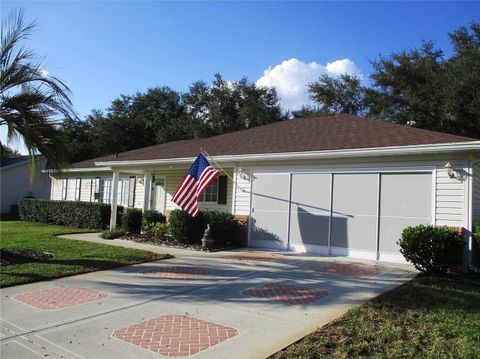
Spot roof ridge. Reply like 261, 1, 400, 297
68, 114, 479, 168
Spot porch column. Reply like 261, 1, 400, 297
143, 170, 152, 212
110, 171, 120, 229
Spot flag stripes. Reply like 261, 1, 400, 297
172, 154, 220, 217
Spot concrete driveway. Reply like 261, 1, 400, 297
1, 238, 415, 359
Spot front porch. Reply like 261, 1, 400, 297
107, 165, 236, 229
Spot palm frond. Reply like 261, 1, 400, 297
1, 9, 76, 179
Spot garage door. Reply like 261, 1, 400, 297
289, 173, 331, 251
378, 173, 432, 261
330, 174, 378, 257
250, 173, 290, 248
250, 171, 433, 262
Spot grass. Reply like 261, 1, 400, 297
0, 219, 170, 287
272, 275, 480, 359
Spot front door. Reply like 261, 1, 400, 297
151, 178, 166, 213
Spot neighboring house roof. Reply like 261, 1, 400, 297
69, 114, 478, 169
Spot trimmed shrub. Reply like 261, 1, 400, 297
143, 209, 166, 225
142, 210, 166, 233
100, 228, 126, 239
152, 223, 170, 239
398, 225, 464, 273
203, 210, 242, 247
122, 208, 143, 234
168, 209, 205, 243
168, 209, 242, 246
475, 222, 480, 244
18, 198, 123, 229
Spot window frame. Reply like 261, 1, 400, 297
61, 179, 68, 200
99, 178, 112, 204
198, 177, 219, 203
74, 178, 81, 201
128, 176, 136, 208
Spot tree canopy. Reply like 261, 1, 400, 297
63, 74, 286, 163
305, 23, 480, 139
307, 73, 367, 116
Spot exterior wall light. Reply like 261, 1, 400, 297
445, 162, 458, 179
238, 168, 250, 181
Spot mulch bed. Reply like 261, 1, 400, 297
1, 249, 54, 266
119, 234, 240, 252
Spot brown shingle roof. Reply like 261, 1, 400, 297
70, 114, 476, 168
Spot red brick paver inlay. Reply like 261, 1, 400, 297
314, 263, 383, 278
143, 266, 210, 279
13, 286, 108, 310
113, 315, 238, 356
242, 283, 329, 304
222, 252, 283, 263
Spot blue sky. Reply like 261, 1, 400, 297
1, 1, 479, 151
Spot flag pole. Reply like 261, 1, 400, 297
200, 147, 243, 189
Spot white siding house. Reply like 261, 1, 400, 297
1, 156, 51, 214
49, 115, 480, 265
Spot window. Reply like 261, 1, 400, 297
199, 177, 218, 203
99, 178, 112, 204
128, 177, 136, 208
98, 177, 136, 207
89, 179, 94, 202
118, 178, 131, 207
117, 177, 136, 207
74, 178, 81, 201
61, 179, 68, 200
93, 177, 101, 202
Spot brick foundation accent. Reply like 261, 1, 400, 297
113, 315, 238, 356
233, 214, 249, 226
435, 225, 464, 235
234, 215, 249, 246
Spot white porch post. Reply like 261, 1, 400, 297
143, 170, 152, 212
110, 171, 120, 229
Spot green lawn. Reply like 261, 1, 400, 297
272, 275, 480, 359
0, 219, 170, 287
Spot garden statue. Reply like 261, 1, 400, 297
201, 224, 215, 250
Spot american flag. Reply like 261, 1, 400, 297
172, 153, 220, 217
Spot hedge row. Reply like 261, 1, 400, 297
18, 198, 123, 229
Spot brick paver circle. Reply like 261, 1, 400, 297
222, 252, 283, 263
13, 286, 108, 310
143, 266, 210, 279
314, 263, 384, 278
113, 315, 238, 356
242, 283, 329, 305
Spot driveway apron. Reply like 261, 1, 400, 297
1, 245, 415, 359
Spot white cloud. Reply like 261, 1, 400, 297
39, 69, 49, 78
256, 58, 361, 111
325, 59, 360, 77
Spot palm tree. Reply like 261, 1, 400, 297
0, 9, 76, 175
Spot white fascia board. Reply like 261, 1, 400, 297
42, 167, 112, 174
94, 141, 480, 168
